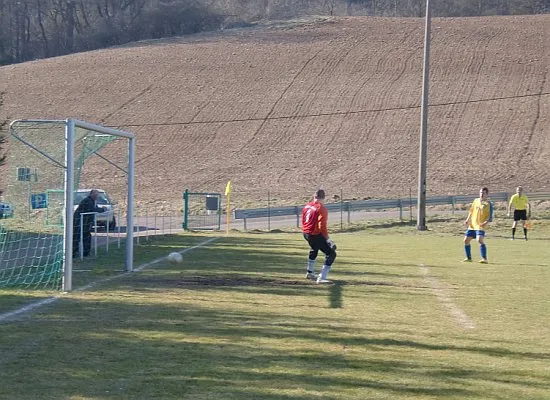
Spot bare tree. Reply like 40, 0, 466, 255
0, 0, 547, 65
324, 0, 337, 15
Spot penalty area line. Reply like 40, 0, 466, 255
0, 237, 220, 323
420, 264, 475, 330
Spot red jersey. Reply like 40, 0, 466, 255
302, 200, 328, 237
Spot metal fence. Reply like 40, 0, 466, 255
76, 191, 550, 255
234, 192, 550, 231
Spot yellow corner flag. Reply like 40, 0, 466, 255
225, 180, 232, 196
225, 180, 232, 235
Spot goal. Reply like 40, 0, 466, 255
0, 119, 135, 291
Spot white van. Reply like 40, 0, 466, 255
74, 189, 117, 230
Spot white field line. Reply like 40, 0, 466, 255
0, 237, 219, 323
420, 264, 475, 330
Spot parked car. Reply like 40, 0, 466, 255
0, 202, 14, 219
74, 189, 117, 230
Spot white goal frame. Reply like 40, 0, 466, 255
9, 119, 135, 292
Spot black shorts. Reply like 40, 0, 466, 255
513, 209, 527, 221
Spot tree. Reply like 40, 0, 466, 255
0, 0, 547, 65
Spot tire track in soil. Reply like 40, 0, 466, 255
335, 25, 422, 181
267, 28, 375, 154
267, 45, 352, 150
433, 27, 489, 168
273, 55, 353, 149
100, 62, 191, 125
520, 63, 547, 170
184, 100, 212, 124
362, 25, 423, 112
274, 31, 378, 184
237, 48, 324, 153
100, 82, 157, 125
485, 27, 546, 184
438, 25, 504, 173
467, 26, 513, 166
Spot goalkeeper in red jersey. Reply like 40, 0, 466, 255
301, 189, 337, 284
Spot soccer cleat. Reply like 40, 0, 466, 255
462, 258, 472, 262
306, 271, 318, 280
524, 237, 528, 241
316, 277, 331, 284
478, 258, 488, 264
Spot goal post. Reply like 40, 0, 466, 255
1, 119, 135, 292
64, 119, 136, 291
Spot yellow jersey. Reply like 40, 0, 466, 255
468, 198, 493, 231
509, 194, 529, 210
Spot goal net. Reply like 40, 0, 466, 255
0, 119, 135, 291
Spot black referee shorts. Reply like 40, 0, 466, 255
513, 209, 527, 221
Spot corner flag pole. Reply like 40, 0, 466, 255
225, 180, 231, 235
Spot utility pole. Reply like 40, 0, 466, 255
417, 0, 432, 231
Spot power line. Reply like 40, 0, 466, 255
108, 91, 549, 128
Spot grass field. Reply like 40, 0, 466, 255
0, 216, 549, 400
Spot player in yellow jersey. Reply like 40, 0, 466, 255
463, 187, 493, 263
507, 186, 530, 240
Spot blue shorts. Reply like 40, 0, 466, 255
465, 229, 485, 238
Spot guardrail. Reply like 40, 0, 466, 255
233, 192, 550, 230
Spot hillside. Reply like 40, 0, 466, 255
1, 15, 548, 209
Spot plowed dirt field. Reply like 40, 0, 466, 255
1, 15, 548, 209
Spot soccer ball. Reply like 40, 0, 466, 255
166, 252, 183, 264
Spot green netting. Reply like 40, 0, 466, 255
0, 223, 63, 289
0, 121, 118, 289
74, 126, 117, 188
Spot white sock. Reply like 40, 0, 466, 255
307, 259, 316, 273
320, 265, 331, 280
